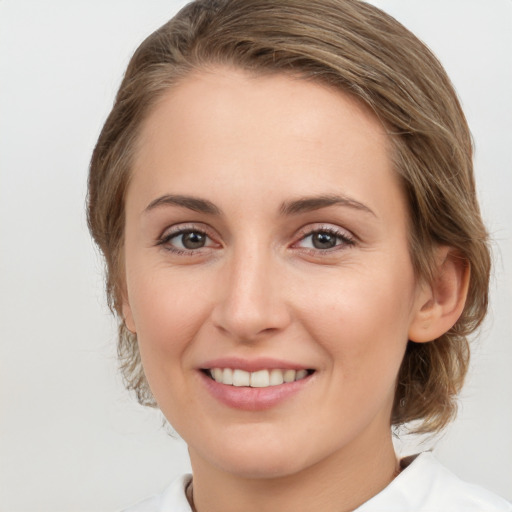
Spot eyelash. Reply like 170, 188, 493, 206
156, 225, 217, 255
293, 225, 356, 253
156, 224, 356, 255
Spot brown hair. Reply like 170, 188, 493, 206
88, 0, 491, 434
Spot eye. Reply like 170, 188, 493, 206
306, 231, 339, 250
295, 227, 355, 251
176, 230, 208, 249
157, 227, 218, 253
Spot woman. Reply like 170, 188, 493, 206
87, 0, 511, 510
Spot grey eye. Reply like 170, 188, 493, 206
296, 227, 355, 252
311, 232, 338, 249
180, 231, 207, 249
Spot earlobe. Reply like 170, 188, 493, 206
122, 301, 137, 333
408, 247, 470, 343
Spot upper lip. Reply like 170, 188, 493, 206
199, 357, 312, 372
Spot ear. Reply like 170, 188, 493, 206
408, 247, 470, 343
122, 299, 137, 334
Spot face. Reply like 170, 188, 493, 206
122, 68, 426, 478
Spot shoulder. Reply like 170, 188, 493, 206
411, 452, 512, 511
121, 474, 192, 512
357, 452, 512, 512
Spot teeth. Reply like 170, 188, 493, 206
296, 369, 308, 380
209, 368, 310, 387
269, 369, 284, 386
223, 368, 233, 385
251, 369, 270, 388
233, 369, 250, 387
283, 369, 296, 383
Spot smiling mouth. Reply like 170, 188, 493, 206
203, 368, 315, 388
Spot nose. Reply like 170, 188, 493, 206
211, 245, 292, 342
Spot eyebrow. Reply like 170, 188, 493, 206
279, 194, 376, 217
144, 193, 375, 217
144, 194, 222, 215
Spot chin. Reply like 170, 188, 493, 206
216, 449, 309, 480
190, 427, 315, 479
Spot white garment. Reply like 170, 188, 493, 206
122, 452, 511, 511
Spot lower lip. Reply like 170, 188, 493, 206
199, 371, 313, 411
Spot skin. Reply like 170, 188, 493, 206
122, 67, 467, 512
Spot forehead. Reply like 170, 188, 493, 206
135, 67, 389, 161
129, 67, 403, 219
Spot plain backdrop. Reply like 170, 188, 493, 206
1, 1, 511, 510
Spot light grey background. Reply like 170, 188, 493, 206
1, 1, 511, 510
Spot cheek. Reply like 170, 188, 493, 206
126, 269, 208, 371
300, 260, 415, 377
128, 276, 210, 416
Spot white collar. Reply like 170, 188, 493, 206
124, 452, 511, 511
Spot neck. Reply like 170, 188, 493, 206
188, 430, 399, 512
